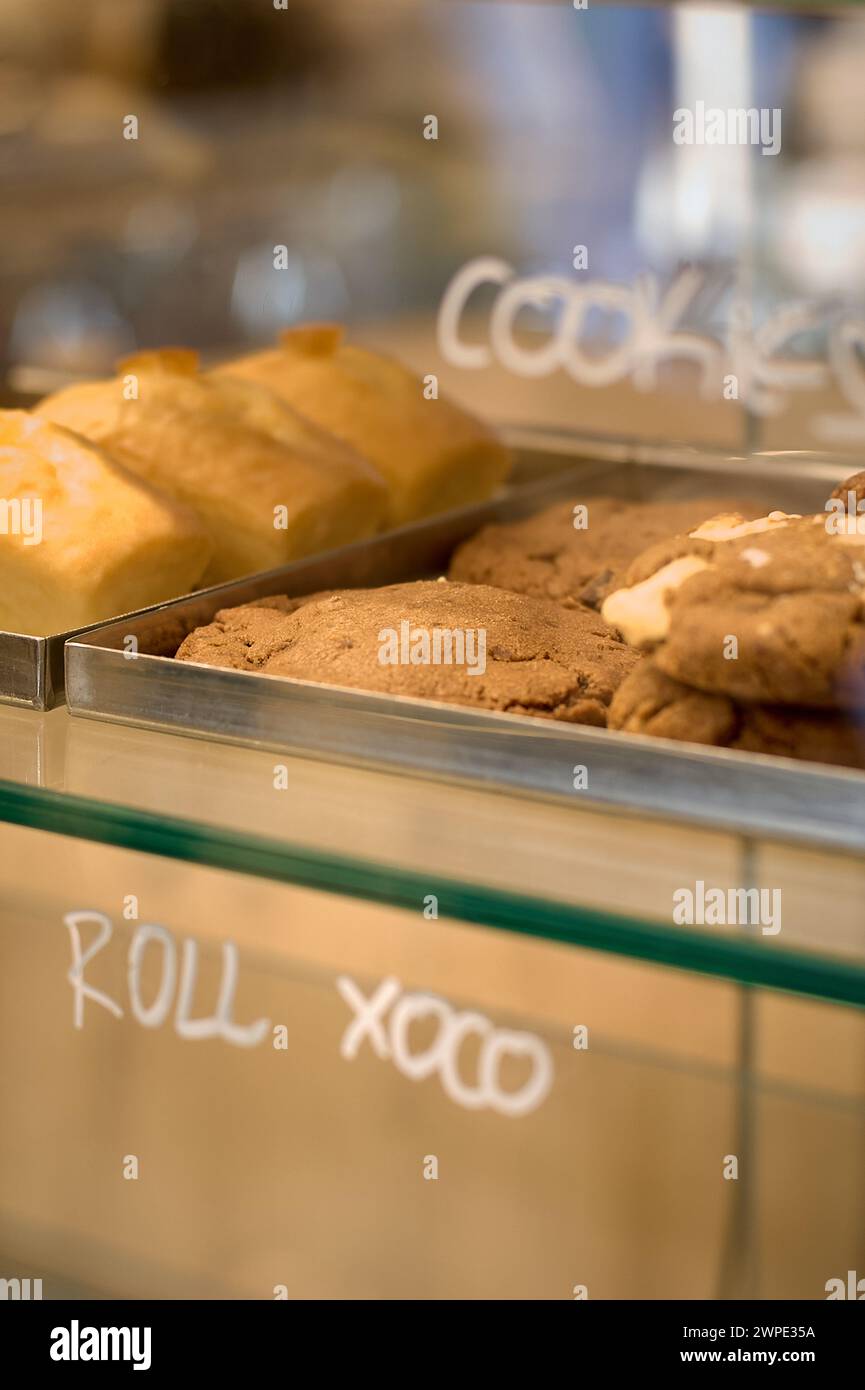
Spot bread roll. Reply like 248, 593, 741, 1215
37, 349, 389, 584
212, 325, 512, 527
0, 411, 211, 636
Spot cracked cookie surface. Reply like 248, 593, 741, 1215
609, 660, 865, 770
448, 495, 760, 609
602, 511, 865, 708
175, 579, 641, 725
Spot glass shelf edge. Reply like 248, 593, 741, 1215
1, 778, 863, 1009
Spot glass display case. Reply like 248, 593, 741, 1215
1, 0, 865, 1307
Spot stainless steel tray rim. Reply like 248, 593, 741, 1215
69, 637, 865, 783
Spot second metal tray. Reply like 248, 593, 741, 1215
66, 431, 865, 852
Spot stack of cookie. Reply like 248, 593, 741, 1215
600, 475, 865, 770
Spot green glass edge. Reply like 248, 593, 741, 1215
2, 777, 864, 1008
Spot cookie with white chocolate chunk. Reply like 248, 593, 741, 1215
601, 504, 865, 708
828, 470, 865, 507
448, 495, 762, 609
609, 660, 865, 770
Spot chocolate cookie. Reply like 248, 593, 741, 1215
448, 495, 760, 609
602, 511, 865, 708
609, 660, 865, 770
176, 579, 641, 725
829, 471, 865, 506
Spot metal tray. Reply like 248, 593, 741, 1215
0, 627, 72, 710
0, 424, 675, 711
65, 430, 865, 852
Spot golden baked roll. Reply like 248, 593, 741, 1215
0, 411, 211, 636
36, 349, 389, 585
212, 325, 512, 527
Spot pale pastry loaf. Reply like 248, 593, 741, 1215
0, 411, 211, 636
37, 349, 389, 585
212, 325, 512, 527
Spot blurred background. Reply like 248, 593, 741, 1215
0, 0, 863, 454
